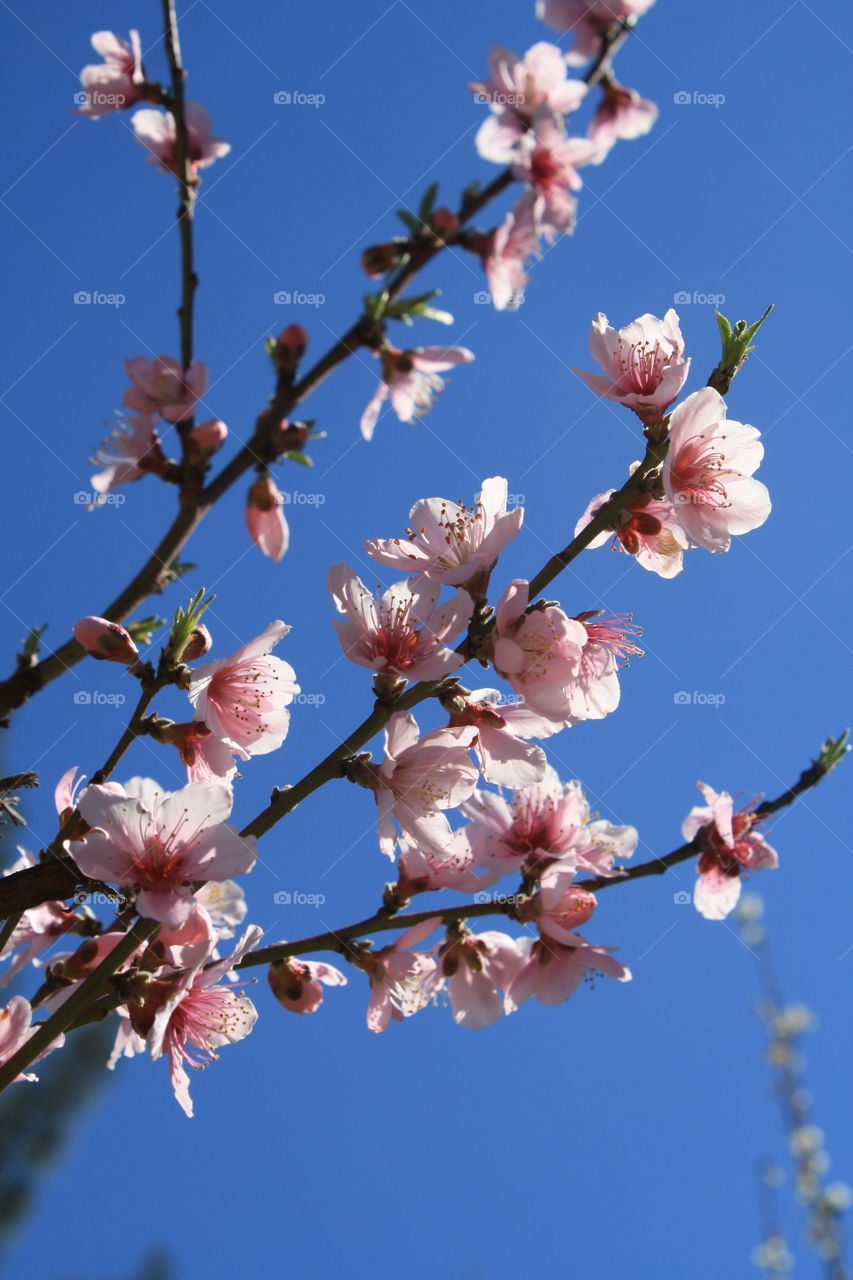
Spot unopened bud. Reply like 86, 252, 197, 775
187, 418, 227, 459
431, 207, 459, 238
361, 241, 407, 278
182, 624, 212, 662
73, 616, 139, 665
275, 324, 308, 374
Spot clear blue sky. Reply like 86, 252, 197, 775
1, 2, 850, 1278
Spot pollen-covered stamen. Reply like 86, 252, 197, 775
506, 792, 560, 855
699, 802, 763, 876
580, 613, 644, 666
614, 336, 672, 395
387, 972, 431, 1017
169, 985, 252, 1067
125, 805, 213, 891
530, 143, 564, 189
669, 434, 732, 508
370, 595, 421, 670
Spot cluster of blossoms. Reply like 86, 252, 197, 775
0, 4, 789, 1118
574, 308, 771, 574
79, 30, 295, 564
467, 8, 657, 311
3, 290, 779, 1114
77, 30, 230, 173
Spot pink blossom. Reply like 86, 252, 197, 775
153, 721, 237, 785
479, 206, 540, 310
131, 101, 231, 175
188, 621, 299, 759
662, 387, 771, 552
397, 833, 497, 897
364, 476, 523, 588
446, 688, 547, 788
505, 933, 631, 1008
682, 783, 778, 920
268, 958, 347, 1014
530, 869, 598, 944
72, 616, 139, 665
91, 412, 167, 495
188, 418, 227, 460
124, 355, 208, 423
360, 345, 475, 441
471, 43, 588, 164
195, 880, 247, 940
328, 564, 472, 683
537, 0, 656, 65
375, 714, 479, 861
54, 766, 89, 833
75, 777, 257, 928
0, 996, 64, 1082
512, 110, 598, 237
576, 486, 687, 578
145, 926, 262, 1116
588, 82, 658, 162
491, 579, 586, 719
425, 930, 527, 1029
246, 474, 290, 562
77, 30, 148, 118
459, 767, 636, 878
363, 917, 440, 1033
562, 612, 644, 722
574, 309, 689, 416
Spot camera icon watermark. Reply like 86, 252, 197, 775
73, 290, 126, 308
273, 90, 326, 107
273, 290, 326, 307
73, 690, 127, 707
673, 90, 726, 108
673, 890, 693, 905
673, 290, 725, 306
273, 890, 327, 906
673, 690, 726, 708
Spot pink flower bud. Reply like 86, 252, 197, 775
188, 418, 227, 458
361, 242, 406, 278
246, 475, 289, 561
274, 324, 308, 374
182, 624, 213, 662
431, 207, 459, 237
73, 616, 139, 664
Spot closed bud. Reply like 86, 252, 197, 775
246, 474, 289, 561
361, 241, 406, 278
182, 624, 212, 662
187, 418, 227, 459
430, 207, 459, 238
73, 615, 139, 665
275, 324, 308, 374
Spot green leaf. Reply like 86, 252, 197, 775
396, 209, 422, 235
22, 624, 47, 661
817, 729, 850, 776
285, 451, 314, 467
127, 615, 166, 646
418, 182, 439, 220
